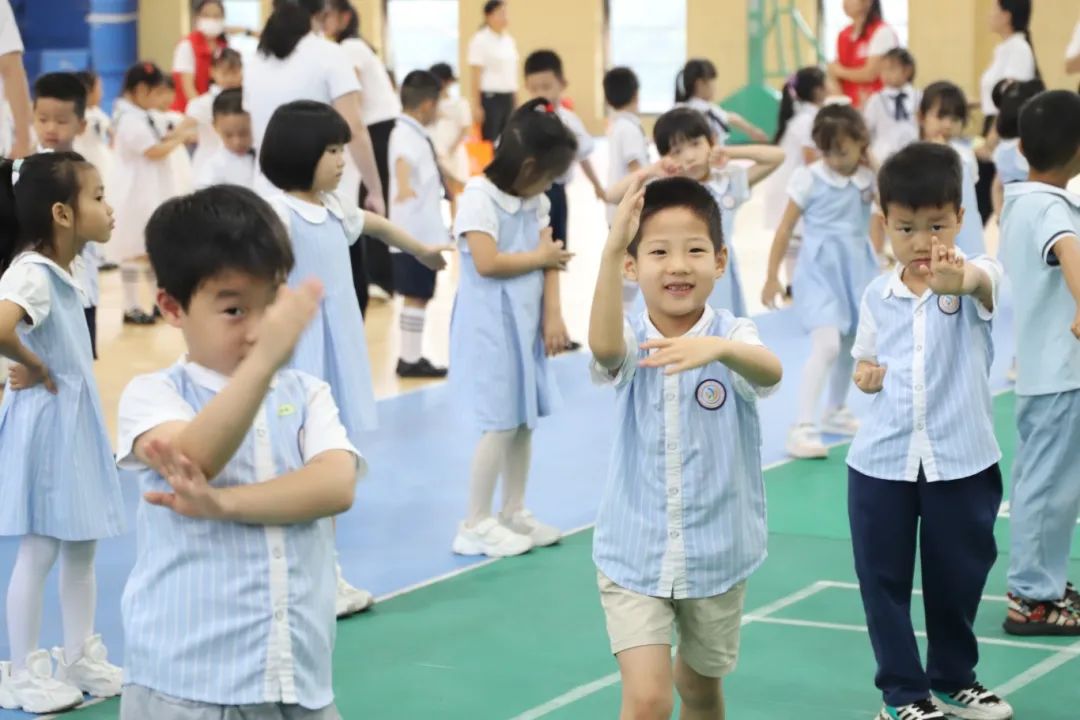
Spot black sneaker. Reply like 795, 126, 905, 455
396, 358, 448, 378
123, 310, 156, 326
877, 699, 945, 720
98, 262, 118, 272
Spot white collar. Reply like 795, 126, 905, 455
642, 305, 716, 341
396, 113, 429, 135
180, 356, 277, 393
1004, 181, 1080, 208
881, 83, 914, 98
809, 160, 875, 190
613, 111, 642, 127
279, 192, 346, 224
12, 251, 80, 290
468, 176, 544, 215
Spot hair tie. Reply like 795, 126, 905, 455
535, 101, 555, 113
11, 158, 23, 186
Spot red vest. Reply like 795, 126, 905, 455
171, 31, 228, 111
836, 19, 887, 109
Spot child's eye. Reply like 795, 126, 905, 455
649, 249, 666, 256
931, 224, 945, 232
224, 307, 247, 318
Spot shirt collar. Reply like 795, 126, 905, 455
181, 356, 277, 393
396, 113, 429, 136
642, 305, 716, 341
810, 160, 874, 191
469, 176, 544, 215
882, 83, 914, 98
279, 193, 346, 224
613, 111, 643, 129
14, 251, 81, 291
1005, 181, 1080, 208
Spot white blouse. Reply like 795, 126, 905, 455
340, 38, 400, 126
467, 26, 519, 94
980, 33, 1036, 115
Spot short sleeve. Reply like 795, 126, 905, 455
730, 164, 751, 205
114, 112, 158, 156
467, 32, 486, 67
0, 0, 23, 55
1035, 201, 1080, 265
614, 123, 648, 170
866, 25, 899, 57
171, 39, 195, 74
1068, 20, 1080, 58
969, 255, 1002, 321
589, 321, 638, 390
453, 190, 500, 248
0, 262, 51, 327
321, 40, 362, 101
851, 293, 878, 362
787, 166, 814, 209
536, 193, 552, 231
1000, 39, 1036, 81
300, 376, 367, 479
116, 373, 198, 470
324, 191, 366, 243
727, 317, 779, 401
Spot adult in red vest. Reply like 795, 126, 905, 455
170, 0, 229, 111
828, 0, 899, 109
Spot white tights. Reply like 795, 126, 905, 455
466, 425, 532, 525
6, 535, 97, 669
796, 326, 854, 426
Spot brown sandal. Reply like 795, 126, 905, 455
1003, 592, 1080, 636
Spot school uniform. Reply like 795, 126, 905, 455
433, 95, 473, 185
0, 252, 123, 541
152, 109, 194, 196
787, 160, 879, 336
1001, 182, 1080, 602
73, 105, 113, 183
388, 114, 446, 300
951, 139, 985, 257
186, 86, 221, 180
451, 177, 560, 432
466, 26, 519, 141
683, 97, 733, 146
109, 97, 174, 262
864, 84, 919, 163
764, 101, 816, 232
116, 360, 362, 715
605, 111, 650, 225
269, 192, 376, 443
592, 306, 776, 675
846, 259, 1003, 707
992, 138, 1028, 186
544, 105, 594, 247
194, 146, 255, 190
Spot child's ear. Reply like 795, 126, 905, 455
714, 245, 729, 279
156, 290, 185, 328
622, 253, 638, 282
77, 118, 88, 135
51, 201, 74, 230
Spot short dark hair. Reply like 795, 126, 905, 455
483, 0, 504, 16
1018, 90, 1080, 173
653, 107, 712, 156
628, 177, 724, 257
878, 142, 963, 216
603, 66, 639, 110
146, 185, 294, 310
883, 47, 916, 81
212, 47, 243, 69
33, 72, 88, 119
484, 98, 577, 194
919, 81, 969, 126
996, 78, 1046, 139
811, 103, 869, 153
212, 87, 245, 119
400, 70, 442, 110
122, 61, 167, 93
259, 100, 351, 191
429, 62, 456, 86
74, 70, 98, 93
524, 49, 564, 81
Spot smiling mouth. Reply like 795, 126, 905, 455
664, 282, 695, 295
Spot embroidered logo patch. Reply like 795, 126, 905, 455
721, 194, 737, 210
695, 379, 727, 411
278, 403, 296, 417
937, 295, 960, 315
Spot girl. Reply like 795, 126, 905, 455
0, 153, 123, 714
765, 67, 828, 293
450, 99, 576, 559
73, 71, 113, 188
150, 77, 196, 197
674, 59, 768, 145
259, 100, 446, 616
917, 82, 984, 256
109, 62, 195, 326
762, 104, 878, 459
991, 78, 1043, 218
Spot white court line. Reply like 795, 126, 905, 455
993, 638, 1080, 697
507, 581, 832, 720
818, 580, 1008, 604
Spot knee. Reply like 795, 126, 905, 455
622, 686, 674, 720
675, 669, 723, 713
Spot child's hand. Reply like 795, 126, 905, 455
8, 357, 57, 394
606, 173, 646, 253
536, 227, 573, 270
853, 360, 886, 394
761, 276, 785, 309
543, 313, 569, 356
709, 146, 729, 169
143, 438, 225, 520
416, 245, 451, 271
249, 279, 324, 371
638, 336, 724, 375
921, 237, 967, 296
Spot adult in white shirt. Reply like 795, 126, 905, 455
1066, 17, 1080, 77
0, 0, 31, 158
244, 0, 384, 215
976, 0, 1038, 224
467, 0, 518, 141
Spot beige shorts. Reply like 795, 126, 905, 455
597, 571, 746, 678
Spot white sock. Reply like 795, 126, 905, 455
143, 267, 157, 312
399, 306, 425, 363
59, 540, 96, 663
825, 334, 856, 413
6, 535, 60, 669
784, 235, 802, 288
120, 263, 141, 313
796, 327, 841, 426
500, 425, 532, 518
466, 429, 515, 526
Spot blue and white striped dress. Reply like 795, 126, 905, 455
592, 306, 777, 599
846, 258, 1003, 481
0, 252, 122, 540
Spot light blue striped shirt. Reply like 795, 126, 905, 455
116, 360, 362, 708
592, 306, 778, 599
846, 257, 1003, 481
1000, 182, 1080, 396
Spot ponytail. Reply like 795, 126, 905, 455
0, 153, 88, 273
775, 66, 826, 143
0, 160, 20, 272
1022, 29, 1041, 81
259, 0, 323, 59
675, 59, 717, 104
999, 0, 1041, 80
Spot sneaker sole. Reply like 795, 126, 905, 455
932, 698, 1013, 720
785, 444, 828, 460
14, 694, 84, 714
820, 425, 859, 436
451, 537, 531, 558
1002, 618, 1080, 636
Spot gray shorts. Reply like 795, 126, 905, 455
119, 685, 341, 720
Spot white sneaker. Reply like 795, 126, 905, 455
0, 661, 14, 709
932, 682, 1014, 720
0, 650, 83, 714
52, 635, 121, 698
500, 509, 562, 548
786, 424, 828, 459
452, 517, 532, 557
335, 564, 375, 618
820, 406, 860, 436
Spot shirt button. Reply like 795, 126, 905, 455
667, 442, 678, 451
272, 547, 283, 559
915, 384, 923, 391
669, 530, 680, 539
915, 309, 923, 317
274, 609, 285, 621
665, 392, 676, 401
916, 422, 925, 430
256, 427, 267, 438
668, 487, 679, 497
916, 345, 923, 352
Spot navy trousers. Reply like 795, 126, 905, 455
544, 181, 568, 249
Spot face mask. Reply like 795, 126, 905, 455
196, 18, 225, 37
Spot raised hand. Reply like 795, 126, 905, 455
247, 279, 324, 371
638, 336, 724, 375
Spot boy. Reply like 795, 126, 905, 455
588, 175, 782, 720
603, 66, 650, 226
847, 142, 1013, 720
188, 47, 244, 178
864, 48, 919, 164
388, 70, 449, 378
1000, 90, 1080, 636
115, 185, 361, 719
194, 88, 255, 190
32, 72, 103, 358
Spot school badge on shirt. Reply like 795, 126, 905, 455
695, 379, 727, 411
937, 295, 960, 315
721, 194, 737, 210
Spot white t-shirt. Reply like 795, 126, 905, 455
340, 38, 400, 126
171, 38, 195, 74
864, 23, 900, 57
1067, 19, 1080, 60
432, 95, 472, 183
195, 147, 255, 190
554, 105, 594, 185
0, 0, 24, 155
980, 33, 1037, 115
186, 87, 221, 178
764, 102, 817, 231
467, 27, 519, 94
606, 112, 650, 223
388, 115, 446, 251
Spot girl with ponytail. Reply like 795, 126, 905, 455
674, 59, 768, 145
